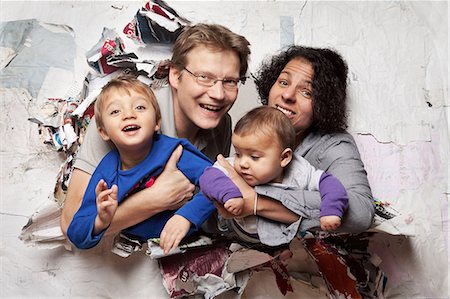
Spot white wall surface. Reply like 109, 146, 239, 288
1, 1, 448, 298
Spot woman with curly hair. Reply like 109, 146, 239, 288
216, 46, 374, 236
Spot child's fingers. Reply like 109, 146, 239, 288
164, 234, 182, 254
160, 230, 184, 254
98, 200, 115, 209
95, 179, 106, 195
170, 237, 183, 252
224, 201, 242, 216
96, 188, 113, 203
226, 205, 238, 215
110, 184, 118, 200
214, 202, 234, 219
159, 230, 171, 254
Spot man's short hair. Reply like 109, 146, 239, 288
171, 23, 251, 78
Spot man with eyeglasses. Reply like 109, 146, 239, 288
60, 24, 251, 247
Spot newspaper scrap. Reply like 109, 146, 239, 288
123, 0, 190, 45
28, 97, 81, 152
146, 235, 215, 259
86, 27, 125, 76
111, 233, 146, 258
303, 233, 387, 299
148, 236, 295, 298
368, 200, 415, 236
19, 200, 71, 250
226, 245, 294, 296
157, 242, 240, 298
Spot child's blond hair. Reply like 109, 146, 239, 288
94, 75, 161, 130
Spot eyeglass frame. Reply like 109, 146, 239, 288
182, 67, 247, 90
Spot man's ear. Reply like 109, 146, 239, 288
280, 148, 293, 168
97, 127, 110, 142
169, 66, 181, 89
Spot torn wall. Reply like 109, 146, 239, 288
0, 1, 448, 298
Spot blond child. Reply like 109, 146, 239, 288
67, 75, 214, 252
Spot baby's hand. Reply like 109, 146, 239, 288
224, 197, 244, 216
94, 179, 118, 234
320, 215, 342, 231
159, 215, 191, 254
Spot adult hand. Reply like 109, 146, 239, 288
105, 145, 194, 235
152, 145, 195, 211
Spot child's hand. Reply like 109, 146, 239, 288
224, 197, 244, 216
320, 215, 341, 231
93, 179, 118, 234
159, 215, 191, 254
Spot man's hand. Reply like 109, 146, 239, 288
159, 215, 191, 254
94, 180, 118, 234
320, 215, 342, 231
103, 145, 195, 235
153, 145, 195, 211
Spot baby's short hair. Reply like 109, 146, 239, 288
94, 74, 161, 129
234, 106, 295, 150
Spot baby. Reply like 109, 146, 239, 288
200, 106, 348, 244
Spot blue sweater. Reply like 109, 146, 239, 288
67, 134, 214, 249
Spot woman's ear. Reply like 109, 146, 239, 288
169, 66, 181, 89
97, 127, 111, 142
280, 148, 293, 168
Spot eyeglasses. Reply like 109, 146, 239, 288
183, 67, 245, 90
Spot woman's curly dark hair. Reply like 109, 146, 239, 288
254, 46, 348, 134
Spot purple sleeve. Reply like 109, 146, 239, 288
319, 172, 349, 218
199, 167, 242, 204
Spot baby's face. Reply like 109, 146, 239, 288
231, 133, 285, 186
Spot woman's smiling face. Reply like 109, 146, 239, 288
267, 58, 314, 139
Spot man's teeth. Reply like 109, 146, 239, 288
276, 105, 295, 116
200, 104, 222, 111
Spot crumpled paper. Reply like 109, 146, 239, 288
123, 0, 190, 45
